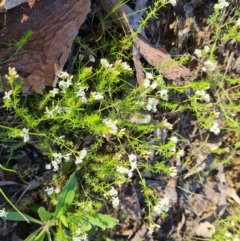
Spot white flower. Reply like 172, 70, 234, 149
100, 59, 112, 69
5, 67, 19, 80
44, 187, 54, 195
75, 157, 83, 165
21, 128, 30, 142
53, 153, 62, 163
195, 90, 210, 102
58, 71, 70, 79
50, 88, 59, 97
63, 153, 71, 162
160, 198, 170, 212
176, 149, 185, 158
162, 119, 173, 130
145, 98, 159, 112
236, 18, 240, 26
109, 187, 118, 197
201, 67, 207, 72
157, 89, 169, 101
116, 166, 129, 174
117, 128, 125, 138
204, 46, 210, 53
45, 164, 51, 170
3, 90, 12, 100
89, 54, 95, 62
204, 59, 217, 72
143, 78, 150, 88
76, 87, 88, 103
79, 149, 87, 159
55, 188, 60, 194
45, 107, 54, 119
0, 208, 8, 218
59, 78, 72, 89
153, 197, 170, 215
75, 149, 87, 165
210, 121, 220, 134
112, 196, 120, 208
225, 232, 232, 238
52, 162, 59, 172
150, 81, 158, 90
169, 166, 177, 177
214, 0, 229, 9
121, 62, 132, 71
170, 136, 178, 143
148, 226, 154, 234
91, 92, 103, 100
103, 119, 118, 135
128, 154, 137, 162
146, 72, 153, 79
169, 0, 177, 6
194, 49, 202, 58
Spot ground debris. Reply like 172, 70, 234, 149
0, 0, 91, 94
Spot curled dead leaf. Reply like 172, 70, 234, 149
194, 221, 215, 238
0, 0, 91, 94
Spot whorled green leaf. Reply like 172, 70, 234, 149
54, 172, 77, 218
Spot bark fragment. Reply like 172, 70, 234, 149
0, 0, 91, 93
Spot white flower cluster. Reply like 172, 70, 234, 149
209, 121, 220, 135
44, 186, 60, 196
202, 59, 217, 72
45, 149, 87, 171
73, 229, 88, 241
161, 119, 173, 130
145, 98, 159, 112
195, 90, 210, 102
5, 67, 19, 81
90, 91, 104, 100
114, 59, 132, 71
194, 49, 202, 58
21, 128, 30, 142
116, 154, 137, 178
45, 104, 63, 119
75, 149, 88, 165
148, 223, 161, 235
76, 87, 88, 103
214, 0, 229, 9
58, 73, 73, 90
103, 119, 118, 135
0, 208, 8, 218
49, 88, 59, 97
169, 166, 178, 177
157, 89, 169, 101
108, 187, 120, 208
153, 197, 170, 215
169, 136, 178, 154
143, 72, 157, 90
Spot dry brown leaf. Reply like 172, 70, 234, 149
0, 0, 31, 10
0, 0, 91, 94
194, 221, 215, 238
119, 196, 142, 221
